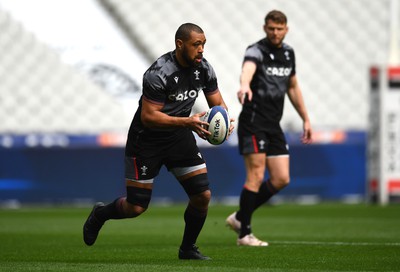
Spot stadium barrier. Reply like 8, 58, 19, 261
0, 131, 366, 205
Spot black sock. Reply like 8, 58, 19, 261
238, 188, 257, 238
95, 197, 127, 223
254, 179, 279, 209
180, 203, 208, 250
236, 180, 279, 220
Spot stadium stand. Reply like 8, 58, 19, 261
99, 0, 390, 131
0, 8, 130, 134
0, 0, 392, 134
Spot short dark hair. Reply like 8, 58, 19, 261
264, 10, 287, 24
175, 23, 204, 42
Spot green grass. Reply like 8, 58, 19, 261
0, 203, 399, 271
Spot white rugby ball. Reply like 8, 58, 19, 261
202, 106, 230, 145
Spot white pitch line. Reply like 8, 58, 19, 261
271, 240, 400, 247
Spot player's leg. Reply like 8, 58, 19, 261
247, 157, 289, 213
83, 196, 147, 246
227, 156, 287, 246
226, 130, 268, 245
233, 134, 290, 246
175, 168, 211, 260
237, 153, 266, 236
266, 155, 290, 191
227, 155, 266, 238
233, 153, 269, 246
167, 131, 211, 260
254, 130, 290, 208
83, 136, 160, 246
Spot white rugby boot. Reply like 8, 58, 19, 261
237, 234, 269, 246
225, 212, 241, 234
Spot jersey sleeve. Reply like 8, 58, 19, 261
142, 70, 166, 105
291, 50, 296, 76
202, 61, 219, 95
243, 45, 263, 65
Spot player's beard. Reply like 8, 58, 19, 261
182, 48, 201, 67
267, 36, 284, 48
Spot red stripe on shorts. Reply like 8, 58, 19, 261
133, 157, 139, 180
252, 135, 259, 153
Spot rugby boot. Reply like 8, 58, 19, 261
83, 202, 105, 246
178, 244, 211, 260
237, 233, 268, 246
225, 212, 241, 234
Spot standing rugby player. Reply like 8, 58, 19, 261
226, 10, 312, 246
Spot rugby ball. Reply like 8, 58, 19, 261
202, 106, 230, 145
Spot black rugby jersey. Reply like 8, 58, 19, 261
239, 38, 295, 132
129, 50, 218, 136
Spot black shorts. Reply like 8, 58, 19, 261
238, 126, 289, 157
124, 128, 206, 182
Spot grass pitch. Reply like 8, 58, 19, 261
0, 203, 399, 272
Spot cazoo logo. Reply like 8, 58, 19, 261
168, 89, 199, 101
266, 67, 292, 77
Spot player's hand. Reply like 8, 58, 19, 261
189, 112, 211, 140
237, 87, 253, 104
227, 117, 235, 139
301, 121, 313, 144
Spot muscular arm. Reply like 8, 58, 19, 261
141, 98, 210, 138
237, 61, 257, 104
205, 89, 227, 109
287, 75, 313, 144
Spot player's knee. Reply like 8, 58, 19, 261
126, 186, 152, 211
273, 176, 290, 189
190, 189, 211, 209
193, 189, 211, 204
248, 168, 265, 183
179, 173, 210, 197
246, 172, 265, 191
202, 189, 211, 202
130, 205, 147, 217
254, 172, 265, 184
124, 202, 147, 218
